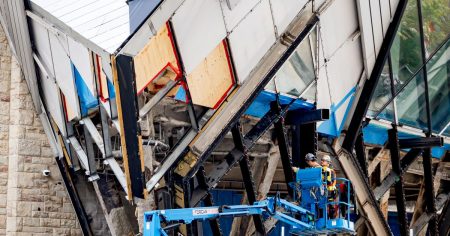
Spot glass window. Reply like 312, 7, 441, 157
273, 33, 316, 97
368, 60, 393, 118
395, 71, 429, 131
427, 39, 449, 133
421, 0, 450, 55
390, 0, 423, 91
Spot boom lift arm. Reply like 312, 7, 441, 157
144, 196, 315, 236
144, 168, 355, 236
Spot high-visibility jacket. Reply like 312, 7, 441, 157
322, 166, 336, 191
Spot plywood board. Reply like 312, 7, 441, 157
186, 41, 235, 108
48, 33, 80, 121
134, 22, 181, 94
171, 0, 226, 74
228, 0, 276, 83
269, 0, 308, 35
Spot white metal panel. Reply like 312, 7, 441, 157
356, 0, 376, 76
220, 0, 259, 32
30, 21, 53, 74
228, 0, 276, 83
316, 66, 332, 110
68, 37, 96, 96
320, 0, 359, 58
370, 0, 384, 55
151, 0, 184, 30
38, 68, 66, 136
379, 0, 392, 35
172, 0, 226, 74
48, 32, 81, 119
390, 0, 400, 17
269, 0, 308, 35
326, 37, 363, 106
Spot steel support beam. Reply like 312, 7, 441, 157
55, 157, 93, 236
398, 137, 443, 149
271, 103, 294, 197
422, 149, 437, 235
342, 0, 408, 152
355, 127, 368, 177
196, 167, 222, 236
113, 55, 145, 199
231, 124, 266, 235
139, 79, 177, 118
284, 108, 329, 125
373, 148, 423, 200
388, 127, 408, 236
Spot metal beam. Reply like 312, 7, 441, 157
231, 124, 266, 235
373, 148, 423, 200
271, 103, 294, 197
398, 137, 443, 149
113, 55, 145, 199
355, 127, 368, 177
284, 108, 329, 125
139, 80, 177, 118
195, 167, 222, 236
55, 157, 93, 236
412, 193, 450, 236
342, 0, 408, 152
388, 127, 408, 236
422, 148, 438, 235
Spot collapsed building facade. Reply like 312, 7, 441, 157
0, 0, 449, 235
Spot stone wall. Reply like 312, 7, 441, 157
0, 26, 81, 235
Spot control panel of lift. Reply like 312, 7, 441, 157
143, 167, 355, 235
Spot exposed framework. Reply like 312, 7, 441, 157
1, 0, 449, 235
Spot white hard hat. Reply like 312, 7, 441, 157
321, 155, 331, 162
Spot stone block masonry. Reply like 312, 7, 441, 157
0, 25, 81, 235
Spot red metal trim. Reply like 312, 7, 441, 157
211, 40, 236, 109
136, 22, 182, 95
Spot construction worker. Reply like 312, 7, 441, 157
292, 153, 320, 173
321, 155, 338, 218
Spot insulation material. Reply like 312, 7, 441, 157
185, 40, 235, 109
68, 37, 97, 98
48, 33, 81, 121
38, 68, 66, 136
133, 22, 181, 94
171, 0, 226, 74
73, 63, 98, 116
269, 0, 308, 35
228, 0, 276, 83
220, 0, 260, 32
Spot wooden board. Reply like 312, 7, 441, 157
186, 40, 235, 108
133, 22, 181, 94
